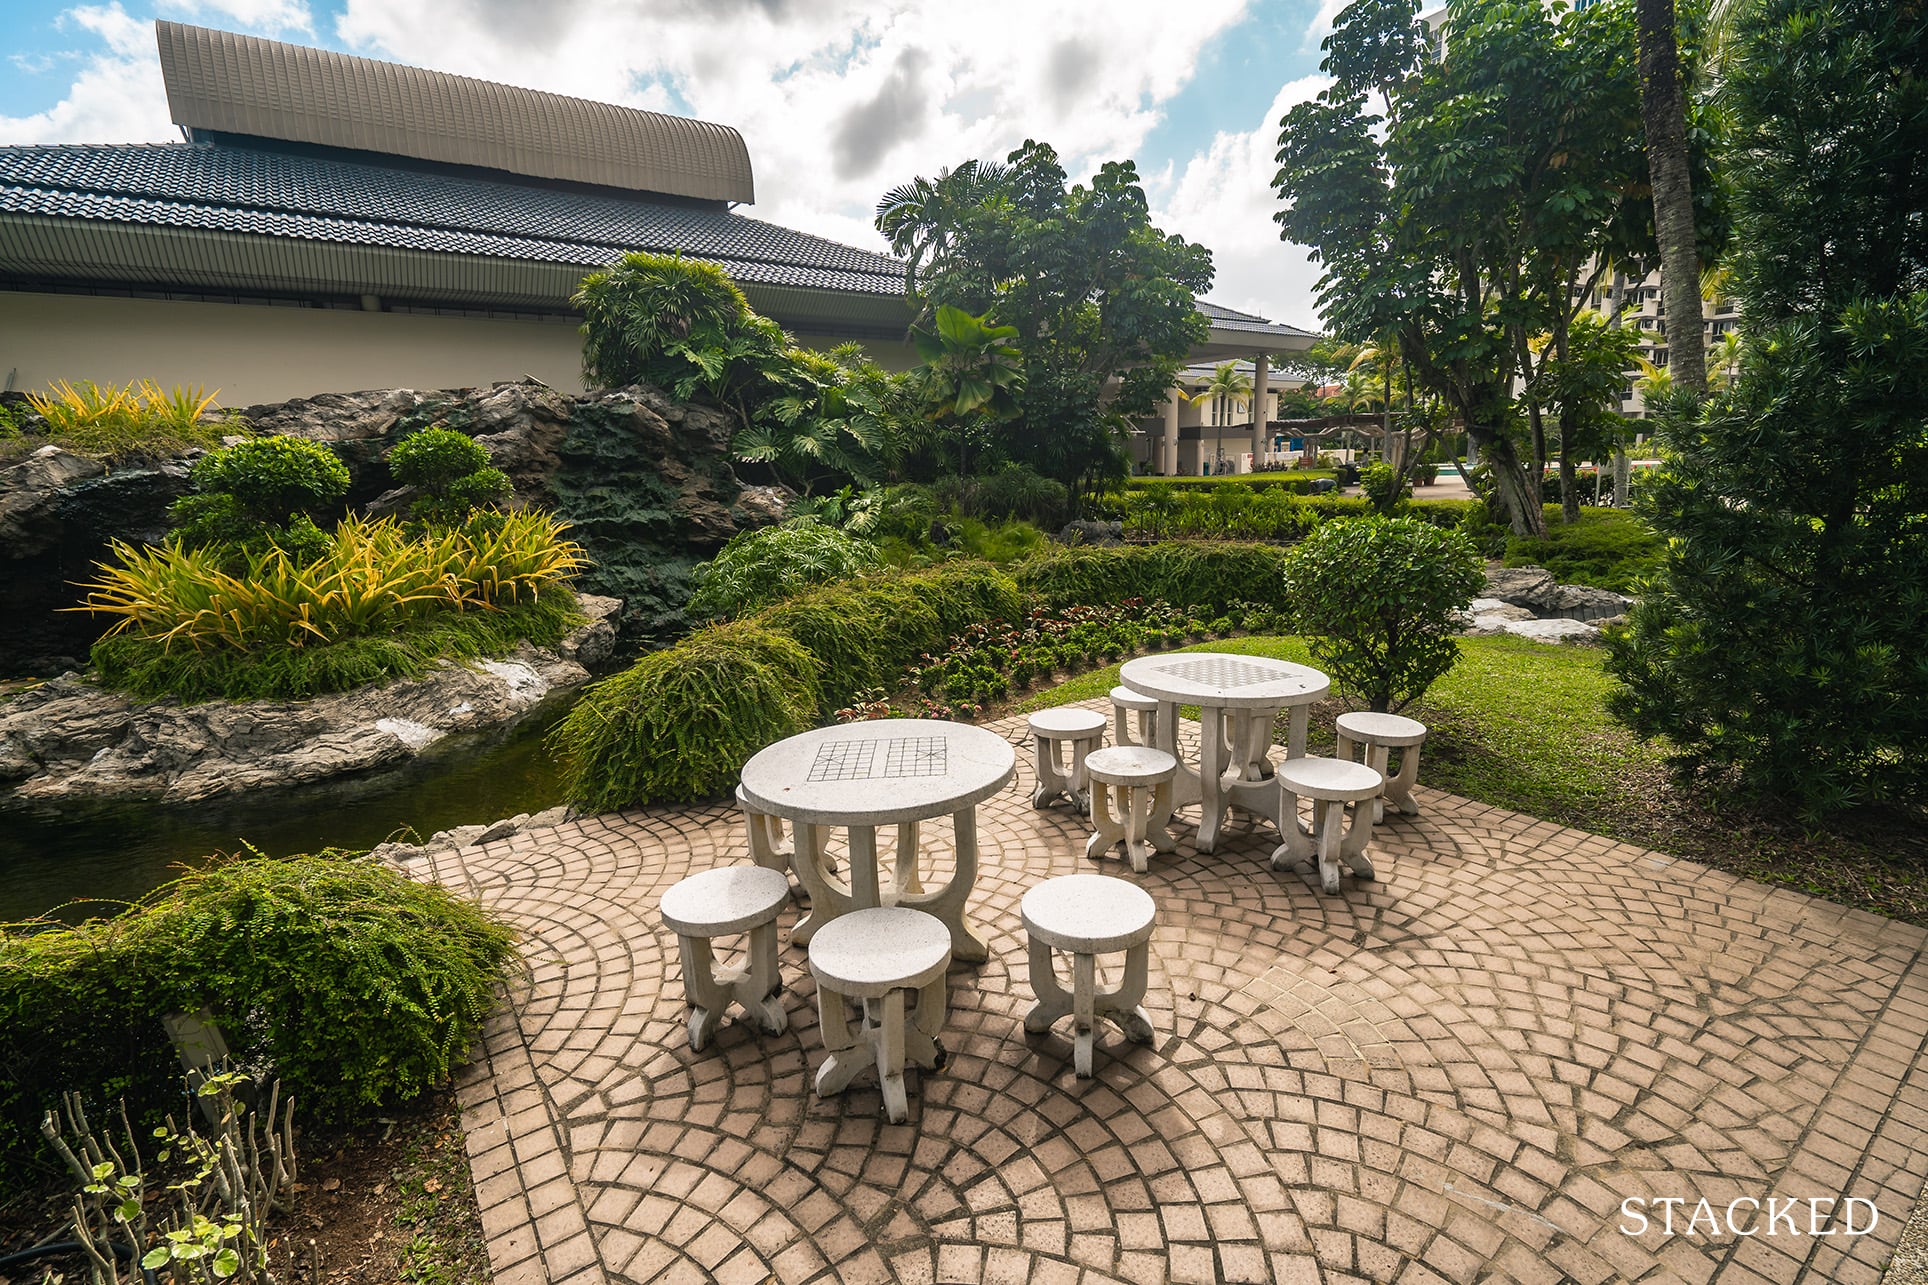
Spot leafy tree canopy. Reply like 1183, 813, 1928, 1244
1274, 0, 1668, 535
1605, 0, 1928, 815
877, 141, 1214, 492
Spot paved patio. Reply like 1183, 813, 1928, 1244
421, 703, 1928, 1284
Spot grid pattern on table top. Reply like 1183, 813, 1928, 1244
1159, 656, 1287, 689
806, 735, 950, 782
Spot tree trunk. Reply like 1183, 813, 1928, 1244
1526, 398, 1547, 504
1474, 429, 1548, 538
1558, 411, 1581, 525
1637, 0, 1707, 395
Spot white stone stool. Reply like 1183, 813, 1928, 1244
1108, 685, 1160, 747
1021, 875, 1157, 1078
659, 865, 791, 1052
1271, 757, 1384, 895
1083, 746, 1179, 873
807, 906, 951, 1123
1335, 712, 1428, 821
1028, 707, 1108, 813
735, 784, 790, 873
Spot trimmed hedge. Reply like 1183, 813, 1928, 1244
552, 542, 1293, 810
1015, 542, 1291, 615
552, 561, 1026, 808
0, 856, 515, 1185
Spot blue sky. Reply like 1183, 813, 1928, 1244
0, 0, 1340, 329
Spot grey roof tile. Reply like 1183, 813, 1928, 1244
0, 142, 904, 294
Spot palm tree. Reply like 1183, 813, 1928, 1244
1707, 330, 1744, 389
1633, 353, 1674, 403
1636, 0, 1707, 394
874, 159, 1009, 305
1189, 364, 1252, 472
1188, 363, 1252, 423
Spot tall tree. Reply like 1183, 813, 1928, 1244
1606, 0, 1928, 815
1274, 0, 1652, 537
877, 142, 1213, 493
1635, 0, 1707, 394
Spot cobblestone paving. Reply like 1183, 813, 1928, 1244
425, 705, 1928, 1284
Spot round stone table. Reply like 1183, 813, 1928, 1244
738, 719, 1016, 963
1119, 652, 1330, 853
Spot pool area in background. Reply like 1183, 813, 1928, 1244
0, 702, 571, 924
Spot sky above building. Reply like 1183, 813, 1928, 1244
0, 0, 1343, 331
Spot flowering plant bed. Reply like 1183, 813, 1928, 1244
837, 598, 1288, 720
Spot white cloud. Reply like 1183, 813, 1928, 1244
1154, 75, 1330, 333
0, 5, 171, 144
332, 0, 1254, 252
161, 0, 314, 35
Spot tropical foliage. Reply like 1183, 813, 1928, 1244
878, 140, 1213, 492
168, 435, 351, 563
0, 855, 515, 1182
16, 379, 228, 458
1606, 0, 1928, 815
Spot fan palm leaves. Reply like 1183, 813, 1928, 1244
875, 159, 1010, 300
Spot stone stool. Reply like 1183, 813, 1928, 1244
1108, 685, 1160, 747
1271, 757, 1384, 896
659, 865, 791, 1052
808, 906, 952, 1123
735, 784, 790, 873
1028, 707, 1108, 813
1021, 874, 1157, 1078
1083, 745, 1179, 873
1335, 712, 1428, 821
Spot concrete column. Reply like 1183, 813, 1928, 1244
1162, 389, 1180, 475
1250, 354, 1269, 473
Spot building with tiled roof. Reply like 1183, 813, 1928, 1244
0, 19, 1318, 467
0, 22, 913, 402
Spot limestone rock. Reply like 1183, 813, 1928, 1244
0, 597, 617, 806
734, 485, 795, 527
1483, 565, 1632, 621
1498, 616, 1600, 642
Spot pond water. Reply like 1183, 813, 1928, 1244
0, 702, 571, 924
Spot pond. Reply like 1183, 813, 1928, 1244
0, 703, 571, 924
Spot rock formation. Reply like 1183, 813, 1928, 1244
0, 595, 617, 806
0, 379, 789, 674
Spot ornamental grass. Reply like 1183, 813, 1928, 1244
78, 512, 586, 652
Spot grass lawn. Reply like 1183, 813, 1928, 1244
1022, 634, 1928, 925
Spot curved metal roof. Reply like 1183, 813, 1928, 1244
155, 20, 755, 204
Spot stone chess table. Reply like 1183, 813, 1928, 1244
738, 719, 1017, 963
1120, 652, 1330, 853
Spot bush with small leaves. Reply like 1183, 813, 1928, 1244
178, 436, 349, 528
1284, 516, 1485, 712
1360, 461, 1409, 516
387, 426, 513, 524
686, 517, 884, 620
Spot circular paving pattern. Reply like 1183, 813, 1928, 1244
429, 705, 1928, 1285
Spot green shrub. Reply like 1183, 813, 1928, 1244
0, 854, 515, 1183
92, 592, 581, 702
760, 588, 886, 707
173, 435, 350, 533
928, 469, 1071, 528
1284, 516, 1485, 711
1360, 461, 1410, 515
551, 623, 821, 809
388, 427, 513, 525
1504, 508, 1661, 591
1016, 542, 1291, 616
686, 518, 883, 620
81, 511, 585, 653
